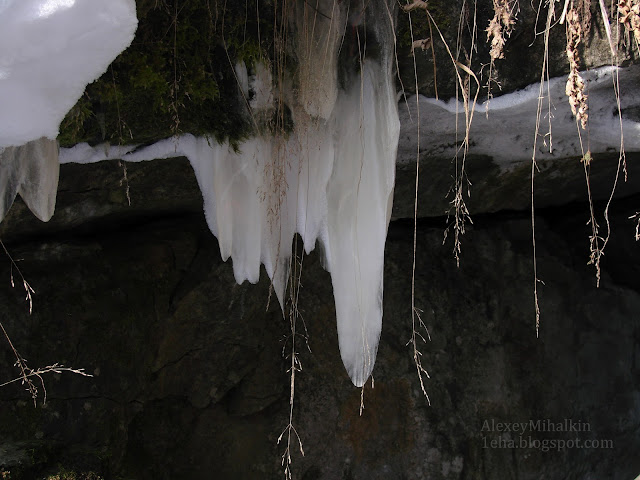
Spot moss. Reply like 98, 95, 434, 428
58, 0, 278, 148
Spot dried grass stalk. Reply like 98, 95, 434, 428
618, 0, 640, 47
566, 6, 589, 129
487, 0, 518, 60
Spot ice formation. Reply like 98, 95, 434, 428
60, 0, 400, 386
0, 0, 138, 147
6, 0, 638, 387
0, 137, 58, 222
328, 60, 399, 386
0, 0, 137, 223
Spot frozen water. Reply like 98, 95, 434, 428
0, 0, 137, 224
64, 15, 400, 384
328, 61, 399, 386
79, 0, 401, 386
0, 137, 58, 222
0, 0, 137, 147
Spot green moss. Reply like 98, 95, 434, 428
58, 0, 278, 148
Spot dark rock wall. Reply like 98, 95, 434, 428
0, 160, 639, 479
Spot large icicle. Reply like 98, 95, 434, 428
328, 64, 399, 386
326, 0, 400, 386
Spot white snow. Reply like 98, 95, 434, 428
0, 0, 138, 147
397, 64, 640, 167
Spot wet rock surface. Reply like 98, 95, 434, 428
0, 162, 639, 479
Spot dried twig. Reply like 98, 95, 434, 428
1, 240, 92, 406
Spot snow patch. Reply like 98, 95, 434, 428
397, 64, 640, 166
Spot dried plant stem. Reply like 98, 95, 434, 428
404, 0, 432, 404
1, 240, 92, 406
278, 251, 307, 480
487, 0, 517, 60
0, 363, 92, 406
618, 0, 640, 53
485, 0, 518, 101
565, 3, 588, 129
1, 240, 34, 314
530, 0, 557, 337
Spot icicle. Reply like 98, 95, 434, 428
327, 60, 399, 386
0, 137, 59, 223
325, 0, 400, 386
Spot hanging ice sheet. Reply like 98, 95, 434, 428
59, 0, 399, 387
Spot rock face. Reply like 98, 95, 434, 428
0, 158, 639, 479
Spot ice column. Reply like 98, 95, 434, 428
326, 0, 400, 386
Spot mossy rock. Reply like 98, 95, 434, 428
58, 0, 278, 148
